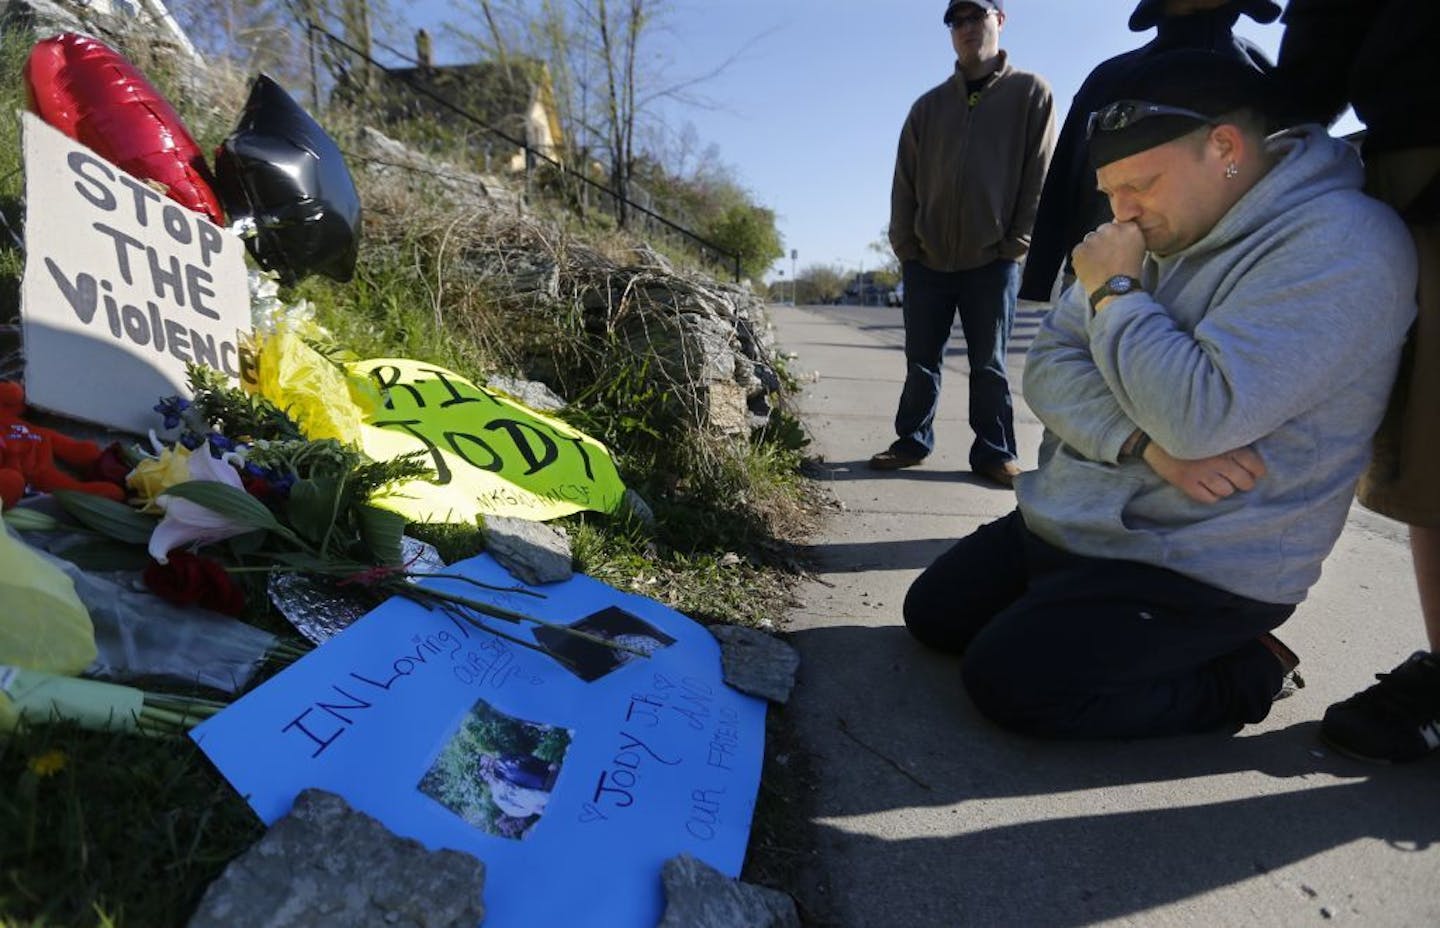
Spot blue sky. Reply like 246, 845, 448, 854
408, 1, 1351, 282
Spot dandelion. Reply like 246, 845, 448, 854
28, 748, 67, 777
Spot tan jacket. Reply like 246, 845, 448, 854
889, 53, 1056, 272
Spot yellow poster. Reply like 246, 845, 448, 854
348, 359, 626, 523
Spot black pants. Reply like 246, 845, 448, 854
903, 511, 1295, 738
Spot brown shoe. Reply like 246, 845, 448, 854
975, 460, 1023, 488
869, 448, 926, 470
1258, 632, 1306, 700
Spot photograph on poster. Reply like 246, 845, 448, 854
417, 699, 573, 840
534, 606, 677, 682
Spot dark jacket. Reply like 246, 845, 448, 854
889, 53, 1055, 273
1276, 0, 1440, 153
1018, 9, 1273, 302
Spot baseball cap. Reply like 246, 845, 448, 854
1087, 48, 1271, 169
1129, 0, 1280, 31
944, 0, 1002, 24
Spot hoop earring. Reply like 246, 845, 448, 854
1225, 162, 1239, 180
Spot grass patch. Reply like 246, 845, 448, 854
0, 724, 261, 927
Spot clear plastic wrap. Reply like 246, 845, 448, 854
39, 550, 278, 695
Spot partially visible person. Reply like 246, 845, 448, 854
902, 50, 1416, 739
1019, 0, 1279, 304
1277, 0, 1440, 764
872, 0, 1054, 487
477, 752, 556, 818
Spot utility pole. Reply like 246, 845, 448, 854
790, 248, 798, 305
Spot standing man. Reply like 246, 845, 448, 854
1278, 0, 1440, 763
872, 0, 1054, 487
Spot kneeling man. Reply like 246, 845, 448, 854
903, 50, 1417, 738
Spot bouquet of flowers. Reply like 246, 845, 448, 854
2, 358, 638, 737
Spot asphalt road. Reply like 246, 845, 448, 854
773, 301, 1440, 928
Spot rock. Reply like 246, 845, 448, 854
657, 854, 799, 928
188, 789, 486, 928
354, 126, 523, 215
1, 0, 87, 35
702, 380, 750, 436
642, 312, 742, 384
622, 488, 656, 527
465, 249, 561, 301
629, 244, 674, 273
482, 514, 573, 584
710, 625, 800, 704
486, 374, 568, 411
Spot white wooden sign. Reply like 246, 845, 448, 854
20, 112, 252, 434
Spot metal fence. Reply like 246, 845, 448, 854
306, 22, 743, 282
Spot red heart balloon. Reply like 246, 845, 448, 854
24, 33, 224, 225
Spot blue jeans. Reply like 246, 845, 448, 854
903, 512, 1295, 738
891, 259, 1020, 469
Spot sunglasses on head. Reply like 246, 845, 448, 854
947, 10, 993, 28
1086, 100, 1212, 139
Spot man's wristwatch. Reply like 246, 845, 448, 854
1088, 275, 1144, 311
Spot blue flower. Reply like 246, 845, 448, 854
152, 396, 193, 431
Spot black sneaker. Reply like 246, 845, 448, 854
1321, 651, 1440, 764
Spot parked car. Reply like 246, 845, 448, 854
887, 281, 904, 307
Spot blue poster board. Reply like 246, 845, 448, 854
192, 554, 767, 927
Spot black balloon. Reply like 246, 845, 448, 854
215, 75, 361, 284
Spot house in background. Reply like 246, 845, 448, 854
375, 30, 566, 174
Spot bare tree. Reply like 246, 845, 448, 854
589, 0, 642, 223
445, 0, 765, 228
292, 0, 380, 98
169, 0, 305, 81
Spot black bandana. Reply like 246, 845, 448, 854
1086, 49, 1272, 170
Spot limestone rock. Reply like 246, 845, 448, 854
629, 244, 674, 273
657, 853, 799, 928
188, 789, 486, 928
622, 488, 656, 527
702, 380, 751, 436
1, 0, 87, 35
466, 250, 561, 301
711, 624, 800, 704
355, 126, 523, 215
482, 514, 573, 585
486, 374, 567, 412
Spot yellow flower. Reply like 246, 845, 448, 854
28, 749, 67, 778
127, 445, 193, 514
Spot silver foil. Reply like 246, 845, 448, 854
268, 537, 446, 644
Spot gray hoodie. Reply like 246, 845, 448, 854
1018, 126, 1417, 604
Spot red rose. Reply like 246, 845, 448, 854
242, 473, 277, 502
143, 551, 246, 616
88, 442, 133, 489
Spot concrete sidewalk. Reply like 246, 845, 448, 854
773, 302, 1440, 928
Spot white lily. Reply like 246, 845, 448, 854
147, 448, 252, 563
